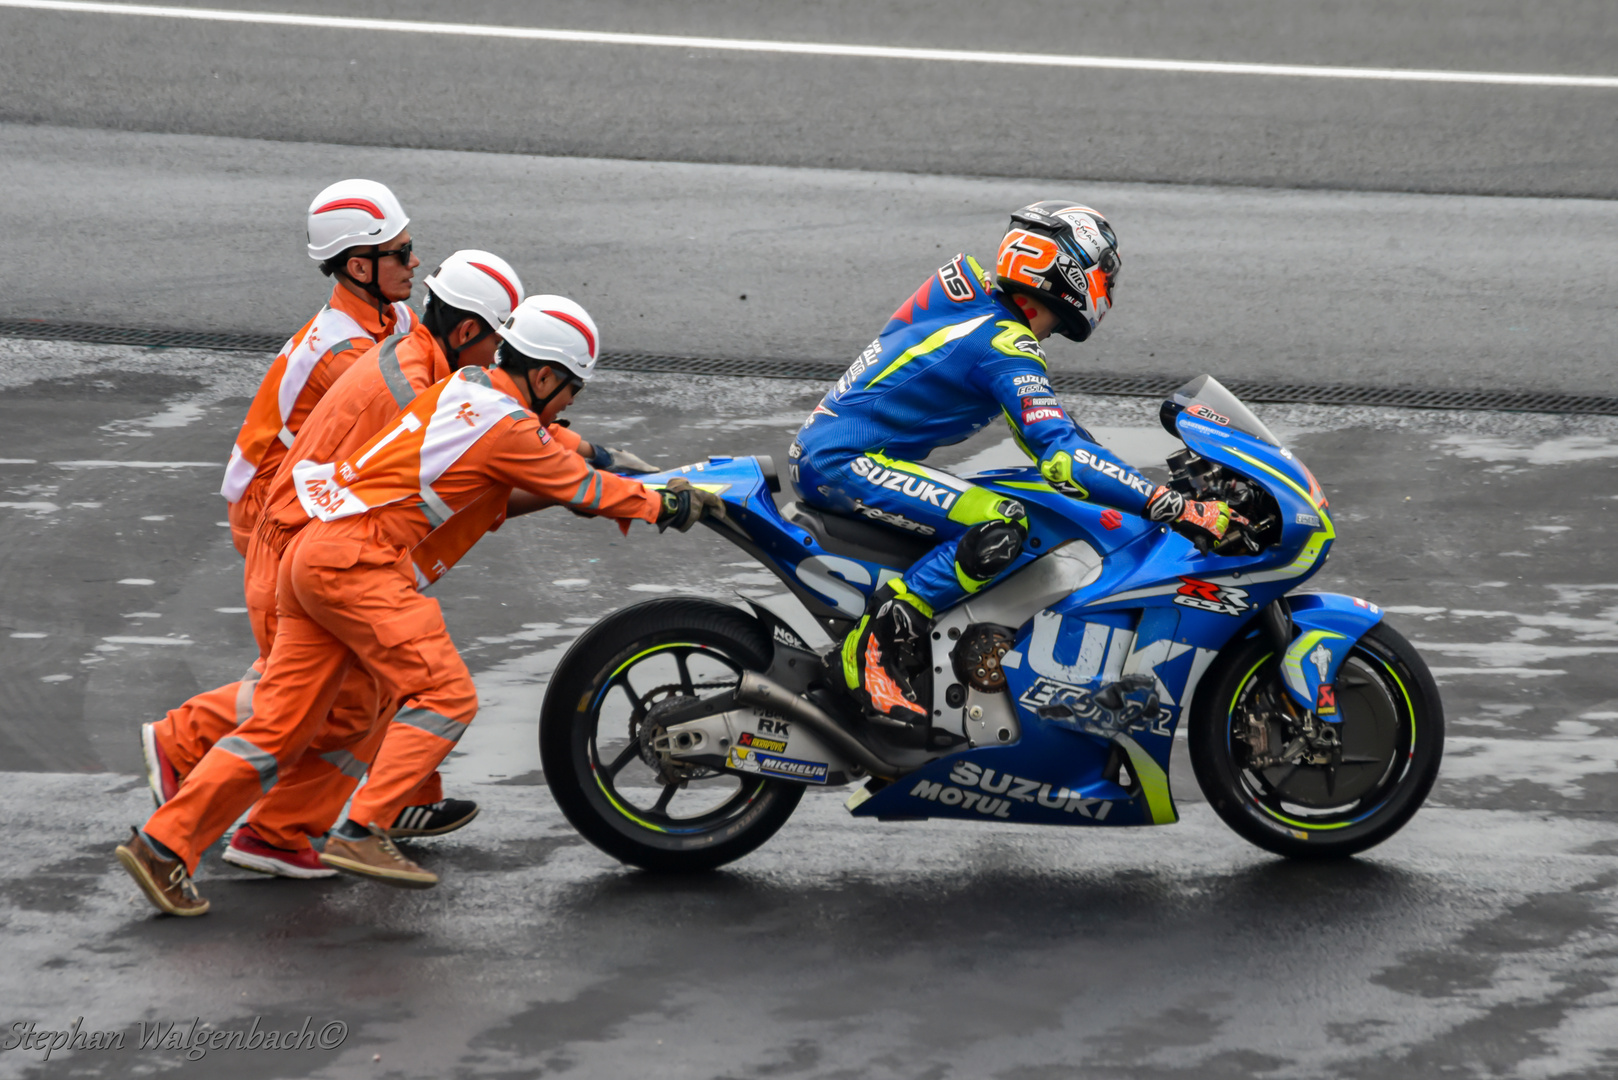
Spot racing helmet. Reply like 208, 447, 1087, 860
994, 201, 1121, 342
306, 179, 409, 262
497, 295, 600, 382
422, 250, 525, 331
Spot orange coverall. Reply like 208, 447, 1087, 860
153, 321, 585, 849
161, 286, 406, 755
145, 289, 406, 841
144, 365, 660, 871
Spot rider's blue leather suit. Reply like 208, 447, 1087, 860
790, 254, 1157, 613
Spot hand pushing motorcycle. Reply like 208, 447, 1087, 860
539, 375, 1445, 870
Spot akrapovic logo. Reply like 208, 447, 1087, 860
738, 731, 787, 754
849, 457, 960, 510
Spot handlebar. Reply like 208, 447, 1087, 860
1166, 448, 1279, 555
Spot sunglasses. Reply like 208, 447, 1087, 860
372, 240, 414, 265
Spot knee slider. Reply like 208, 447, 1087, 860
957, 518, 1027, 582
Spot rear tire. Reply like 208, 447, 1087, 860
540, 598, 804, 872
1189, 621, 1443, 859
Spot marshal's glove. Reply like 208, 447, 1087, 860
656, 476, 727, 533
588, 444, 657, 475
1145, 485, 1249, 552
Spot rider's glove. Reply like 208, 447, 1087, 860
656, 476, 727, 533
588, 444, 657, 475
1146, 485, 1248, 550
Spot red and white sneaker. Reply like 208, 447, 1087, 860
140, 723, 181, 807
223, 824, 337, 879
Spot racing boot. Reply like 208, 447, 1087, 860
841, 581, 933, 726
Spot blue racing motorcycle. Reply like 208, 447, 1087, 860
540, 376, 1444, 869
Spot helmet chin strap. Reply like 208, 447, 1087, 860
530, 367, 573, 415
443, 324, 495, 371
339, 249, 390, 321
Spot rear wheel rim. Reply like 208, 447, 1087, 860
581, 641, 768, 836
1226, 647, 1417, 833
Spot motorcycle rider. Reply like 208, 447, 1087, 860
790, 201, 1245, 723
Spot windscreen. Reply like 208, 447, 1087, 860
1159, 374, 1282, 447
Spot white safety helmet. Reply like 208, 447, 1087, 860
306, 179, 409, 263
497, 295, 601, 382
422, 250, 525, 331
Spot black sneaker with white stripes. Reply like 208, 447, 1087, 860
387, 799, 480, 839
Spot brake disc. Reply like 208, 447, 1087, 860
1256, 656, 1400, 808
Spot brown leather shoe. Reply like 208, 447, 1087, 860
319, 825, 437, 889
115, 828, 209, 916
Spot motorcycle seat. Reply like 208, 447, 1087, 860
781, 501, 937, 569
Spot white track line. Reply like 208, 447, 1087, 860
5, 0, 1616, 90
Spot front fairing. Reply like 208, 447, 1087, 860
970, 413, 1335, 628
1172, 412, 1333, 563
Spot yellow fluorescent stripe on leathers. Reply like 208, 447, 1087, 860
864, 315, 992, 388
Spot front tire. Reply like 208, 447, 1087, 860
540, 598, 804, 872
1189, 621, 1443, 859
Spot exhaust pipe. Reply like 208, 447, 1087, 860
735, 671, 900, 778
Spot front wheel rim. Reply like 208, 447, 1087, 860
1226, 648, 1418, 834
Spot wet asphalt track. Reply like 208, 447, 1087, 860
2, 347, 1617, 1078
2, 1, 1618, 1077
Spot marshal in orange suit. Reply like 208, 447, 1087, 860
118, 297, 723, 915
